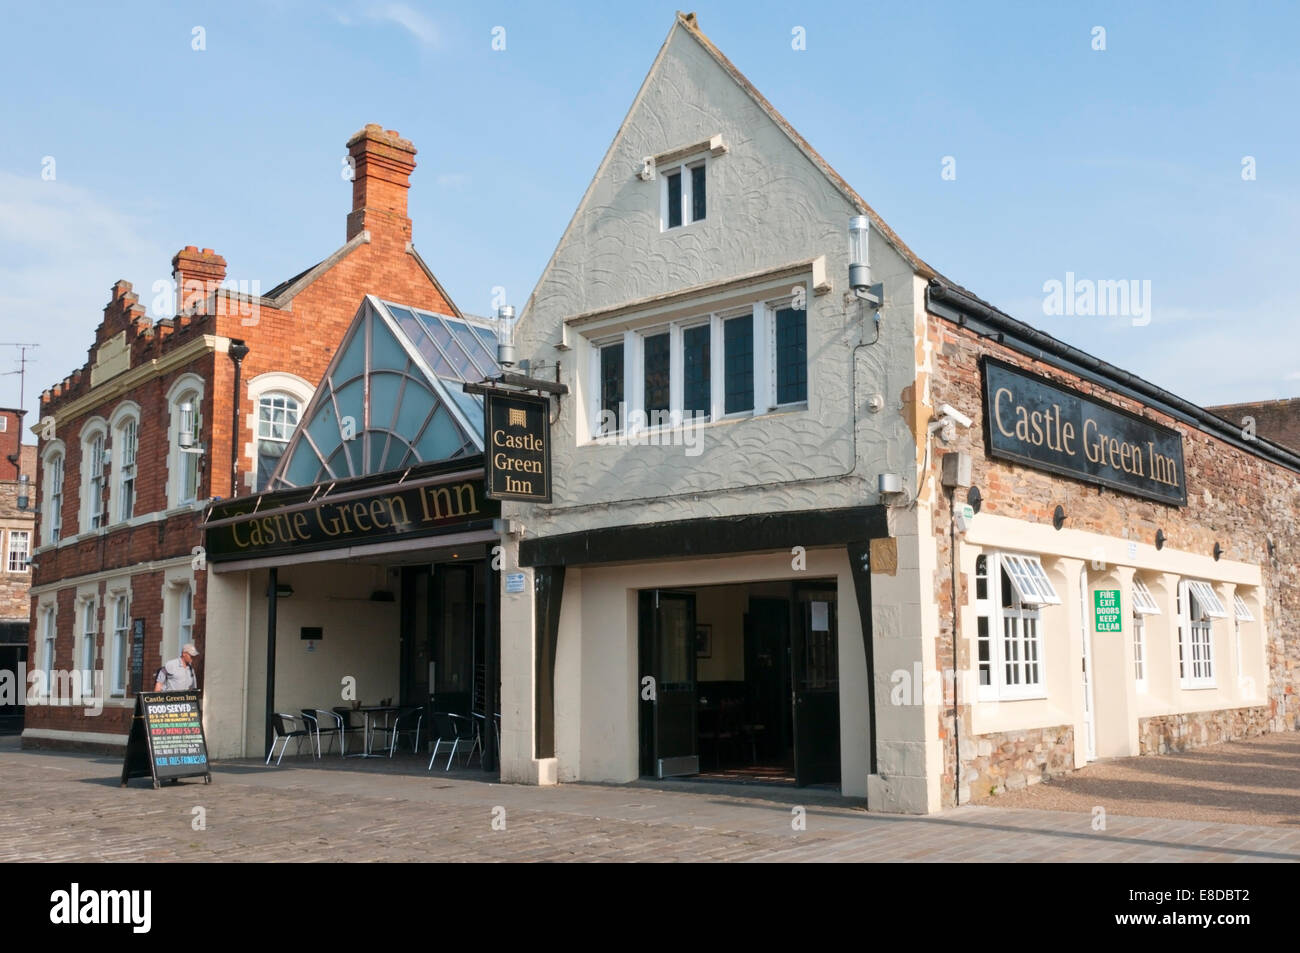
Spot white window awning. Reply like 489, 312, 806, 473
1233, 593, 1254, 622
1132, 577, 1161, 615
1187, 580, 1228, 619
1001, 554, 1062, 606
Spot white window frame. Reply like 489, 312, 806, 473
974, 552, 1051, 701
1178, 580, 1216, 689
41, 605, 56, 692
584, 287, 812, 440
254, 392, 301, 491
41, 442, 65, 545
658, 155, 707, 231
6, 529, 29, 572
1133, 611, 1147, 692
1132, 576, 1161, 615
178, 583, 194, 658
80, 418, 108, 531
1186, 580, 1228, 619
167, 374, 206, 508
109, 592, 130, 697
109, 403, 140, 524
79, 596, 98, 692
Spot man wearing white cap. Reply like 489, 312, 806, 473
154, 643, 200, 692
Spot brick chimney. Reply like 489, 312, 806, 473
172, 246, 227, 314
0, 408, 21, 481
346, 124, 417, 242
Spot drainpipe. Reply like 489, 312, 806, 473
227, 339, 250, 497
948, 485, 960, 807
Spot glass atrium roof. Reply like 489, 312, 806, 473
268, 296, 499, 490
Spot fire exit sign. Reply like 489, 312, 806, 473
1094, 589, 1122, 633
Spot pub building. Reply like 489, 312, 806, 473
201, 296, 508, 763
484, 13, 1299, 813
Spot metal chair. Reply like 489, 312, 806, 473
302, 708, 345, 757
331, 706, 366, 753
266, 712, 312, 765
427, 712, 480, 771
371, 706, 423, 757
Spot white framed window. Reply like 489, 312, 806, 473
255, 393, 301, 491
41, 606, 56, 690
167, 375, 206, 508
1132, 577, 1161, 615
974, 552, 1055, 700
80, 420, 108, 530
110, 593, 130, 697
80, 597, 98, 685
586, 290, 810, 438
659, 157, 706, 230
43, 446, 65, 545
1178, 580, 1217, 689
109, 404, 140, 523
6, 530, 29, 572
178, 584, 194, 658
0, 415, 6, 432
1133, 612, 1147, 692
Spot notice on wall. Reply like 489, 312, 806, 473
505, 572, 526, 593
120, 690, 211, 788
811, 601, 829, 632
1094, 589, 1122, 633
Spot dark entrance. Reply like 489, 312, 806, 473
0, 622, 27, 735
638, 580, 841, 788
638, 589, 698, 778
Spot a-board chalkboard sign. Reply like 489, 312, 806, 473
129, 619, 145, 694
120, 690, 212, 788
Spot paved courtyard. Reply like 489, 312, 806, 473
1, 735, 1297, 862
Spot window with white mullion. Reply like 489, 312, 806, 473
625, 330, 644, 433
1133, 612, 1147, 690
1179, 581, 1216, 688
755, 303, 774, 414
977, 552, 1048, 700
974, 555, 994, 697
111, 595, 129, 696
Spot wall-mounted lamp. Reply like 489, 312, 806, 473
1213, 542, 1224, 561
178, 402, 203, 453
848, 216, 882, 308
268, 582, 294, 598
1155, 529, 1166, 551
1053, 505, 1066, 531
496, 305, 518, 367
967, 486, 983, 514
17, 473, 30, 510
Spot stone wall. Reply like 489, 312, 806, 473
1139, 706, 1270, 755
963, 725, 1075, 797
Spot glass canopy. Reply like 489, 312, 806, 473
268, 296, 499, 490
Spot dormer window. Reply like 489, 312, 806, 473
661, 158, 706, 230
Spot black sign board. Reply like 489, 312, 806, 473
204, 469, 499, 564
129, 619, 145, 694
120, 690, 212, 788
485, 392, 551, 502
982, 357, 1187, 506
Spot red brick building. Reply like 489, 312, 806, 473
1207, 398, 1300, 454
1, 410, 36, 733
25, 124, 466, 751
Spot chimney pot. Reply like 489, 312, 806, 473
172, 246, 228, 315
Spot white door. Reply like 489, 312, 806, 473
1079, 567, 1097, 761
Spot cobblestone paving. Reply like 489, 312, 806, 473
2, 738, 1297, 862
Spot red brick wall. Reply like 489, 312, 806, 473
1207, 399, 1300, 455
26, 125, 457, 746
928, 316, 1300, 805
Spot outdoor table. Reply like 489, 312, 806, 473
346, 705, 401, 758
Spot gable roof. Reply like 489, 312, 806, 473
521, 12, 941, 324
267, 295, 498, 490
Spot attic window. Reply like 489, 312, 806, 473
662, 159, 706, 230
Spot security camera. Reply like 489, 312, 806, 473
939, 404, 973, 429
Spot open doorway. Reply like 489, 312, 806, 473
638, 579, 841, 788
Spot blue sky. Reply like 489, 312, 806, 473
2, 1, 1298, 428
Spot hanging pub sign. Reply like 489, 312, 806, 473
981, 357, 1187, 506
485, 391, 552, 502
120, 690, 212, 788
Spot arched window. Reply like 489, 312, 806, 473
166, 375, 206, 508
41, 442, 66, 545
256, 392, 301, 490
109, 403, 141, 523
80, 418, 108, 530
